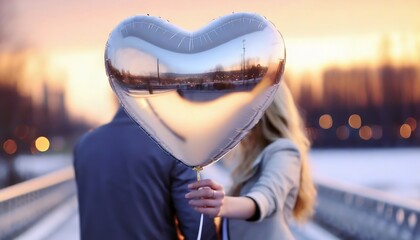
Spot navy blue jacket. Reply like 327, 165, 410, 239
74, 108, 216, 240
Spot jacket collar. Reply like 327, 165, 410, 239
112, 107, 133, 123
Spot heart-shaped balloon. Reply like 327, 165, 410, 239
105, 12, 285, 168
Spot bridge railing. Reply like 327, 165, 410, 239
314, 178, 420, 240
1, 164, 419, 240
0, 167, 76, 240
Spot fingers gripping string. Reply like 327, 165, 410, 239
193, 166, 204, 240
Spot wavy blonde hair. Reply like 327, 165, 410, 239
230, 82, 316, 222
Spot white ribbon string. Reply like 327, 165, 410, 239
193, 167, 204, 240
196, 213, 203, 240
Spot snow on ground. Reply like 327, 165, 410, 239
309, 148, 420, 201
14, 153, 73, 179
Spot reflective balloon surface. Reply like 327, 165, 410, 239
105, 12, 285, 168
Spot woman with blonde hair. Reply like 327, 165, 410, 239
186, 81, 317, 239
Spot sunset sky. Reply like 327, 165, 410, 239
6, 0, 420, 125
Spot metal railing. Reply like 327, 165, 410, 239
0, 167, 76, 240
1, 164, 419, 240
314, 178, 420, 240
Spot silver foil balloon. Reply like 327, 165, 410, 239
105, 12, 285, 168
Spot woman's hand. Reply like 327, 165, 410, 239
185, 179, 225, 218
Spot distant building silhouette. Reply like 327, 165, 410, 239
291, 62, 420, 147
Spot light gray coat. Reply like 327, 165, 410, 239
227, 138, 301, 240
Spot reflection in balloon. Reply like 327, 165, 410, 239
105, 12, 286, 168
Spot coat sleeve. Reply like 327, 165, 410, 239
170, 161, 217, 240
245, 143, 301, 222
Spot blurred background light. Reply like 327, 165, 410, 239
3, 139, 17, 155
371, 125, 383, 140
336, 125, 350, 140
359, 126, 372, 140
14, 125, 29, 140
400, 124, 412, 139
405, 117, 417, 132
348, 114, 362, 129
34, 136, 50, 152
319, 114, 333, 129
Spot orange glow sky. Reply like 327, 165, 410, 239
8, 0, 420, 125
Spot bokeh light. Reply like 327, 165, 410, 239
14, 125, 30, 140
371, 125, 383, 140
405, 117, 417, 132
51, 136, 66, 152
348, 114, 362, 129
35, 136, 50, 152
359, 126, 372, 140
336, 126, 350, 140
400, 124, 412, 139
3, 139, 18, 155
319, 114, 333, 129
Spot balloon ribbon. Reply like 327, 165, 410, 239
193, 166, 203, 240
